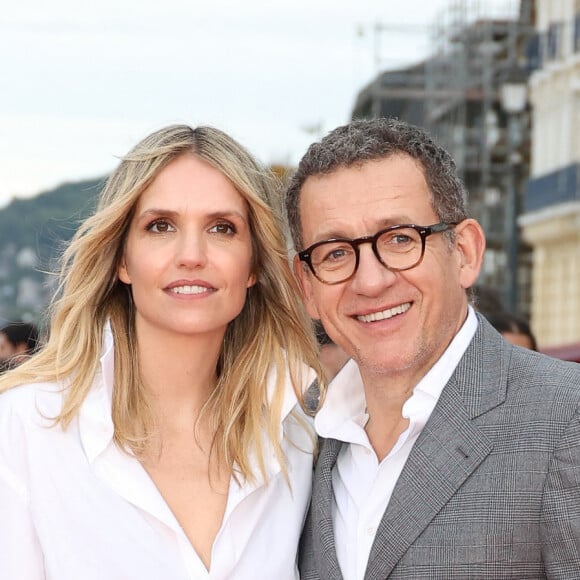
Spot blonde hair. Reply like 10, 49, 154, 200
0, 125, 323, 482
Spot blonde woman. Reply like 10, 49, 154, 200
0, 125, 322, 579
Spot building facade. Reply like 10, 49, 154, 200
522, 0, 580, 360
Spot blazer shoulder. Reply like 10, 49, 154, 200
508, 348, 580, 400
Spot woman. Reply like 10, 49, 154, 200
0, 125, 322, 579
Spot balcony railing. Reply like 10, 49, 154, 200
525, 163, 580, 212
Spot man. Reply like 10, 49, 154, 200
285, 118, 580, 579
0, 322, 39, 373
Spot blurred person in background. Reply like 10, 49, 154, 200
485, 310, 537, 351
0, 321, 39, 373
0, 124, 322, 580
314, 320, 350, 382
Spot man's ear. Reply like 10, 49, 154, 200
118, 257, 131, 285
293, 255, 321, 319
454, 218, 486, 289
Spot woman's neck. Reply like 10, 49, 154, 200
135, 324, 224, 426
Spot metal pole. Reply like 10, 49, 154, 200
505, 114, 521, 312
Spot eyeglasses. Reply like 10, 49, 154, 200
298, 222, 459, 285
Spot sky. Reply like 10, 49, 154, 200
0, 0, 518, 208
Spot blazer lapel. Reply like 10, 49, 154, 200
311, 437, 345, 580
365, 317, 508, 579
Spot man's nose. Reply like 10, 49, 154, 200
349, 242, 396, 292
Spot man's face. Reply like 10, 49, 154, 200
295, 154, 484, 385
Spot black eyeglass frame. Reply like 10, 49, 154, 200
298, 221, 460, 285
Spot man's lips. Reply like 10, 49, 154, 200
356, 302, 411, 323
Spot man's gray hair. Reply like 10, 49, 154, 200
285, 117, 469, 251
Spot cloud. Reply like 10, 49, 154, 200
0, 0, 518, 205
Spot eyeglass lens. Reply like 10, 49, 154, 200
310, 226, 424, 283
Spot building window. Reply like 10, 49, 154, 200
526, 33, 542, 71
546, 22, 563, 61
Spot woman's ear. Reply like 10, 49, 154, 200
118, 257, 131, 285
454, 218, 486, 289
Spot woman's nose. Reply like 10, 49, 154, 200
175, 230, 208, 269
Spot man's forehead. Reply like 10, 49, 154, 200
299, 200, 435, 246
301, 155, 426, 191
300, 161, 430, 212
296, 155, 434, 241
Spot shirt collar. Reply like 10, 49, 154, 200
408, 305, 477, 406
315, 306, 478, 440
78, 322, 116, 464
242, 359, 315, 487
266, 357, 315, 427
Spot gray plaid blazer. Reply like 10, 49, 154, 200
300, 316, 580, 579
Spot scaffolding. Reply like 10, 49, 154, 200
352, 0, 536, 316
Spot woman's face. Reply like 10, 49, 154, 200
118, 154, 256, 343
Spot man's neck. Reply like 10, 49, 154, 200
362, 373, 416, 461
358, 306, 478, 460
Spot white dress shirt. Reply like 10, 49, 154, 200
0, 325, 316, 580
315, 307, 478, 580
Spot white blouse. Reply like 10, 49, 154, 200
0, 327, 315, 580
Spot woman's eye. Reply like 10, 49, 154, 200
146, 220, 175, 233
209, 222, 236, 235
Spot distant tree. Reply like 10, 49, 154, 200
0, 177, 105, 321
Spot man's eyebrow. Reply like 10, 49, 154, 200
313, 217, 416, 241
